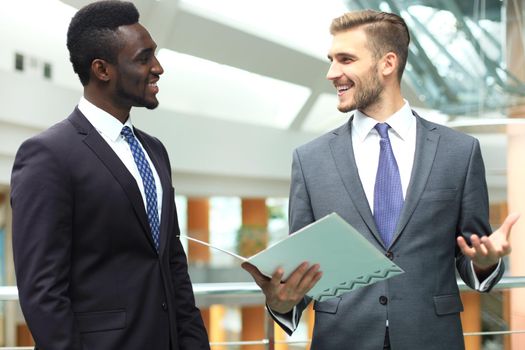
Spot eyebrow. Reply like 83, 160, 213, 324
327, 52, 358, 61
133, 47, 155, 59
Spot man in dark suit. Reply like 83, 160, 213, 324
10, 1, 209, 349
243, 10, 519, 350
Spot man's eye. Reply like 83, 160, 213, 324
138, 55, 150, 64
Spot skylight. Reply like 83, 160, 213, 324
156, 49, 311, 129
179, 0, 349, 60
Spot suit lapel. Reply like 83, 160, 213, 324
390, 112, 439, 245
329, 118, 383, 244
135, 130, 172, 256
67, 109, 157, 251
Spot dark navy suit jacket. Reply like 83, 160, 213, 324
11, 108, 209, 350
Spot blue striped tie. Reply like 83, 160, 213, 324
373, 123, 403, 247
121, 126, 160, 251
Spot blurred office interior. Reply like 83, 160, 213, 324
0, 0, 525, 349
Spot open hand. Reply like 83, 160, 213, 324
457, 213, 520, 271
241, 261, 322, 314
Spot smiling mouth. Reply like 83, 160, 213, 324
336, 82, 354, 96
148, 82, 159, 94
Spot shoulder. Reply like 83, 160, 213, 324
134, 127, 164, 151
18, 114, 78, 156
134, 127, 170, 162
295, 119, 350, 156
414, 111, 478, 148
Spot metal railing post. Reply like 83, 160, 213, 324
266, 312, 275, 350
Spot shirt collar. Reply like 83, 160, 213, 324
352, 100, 414, 142
78, 96, 134, 142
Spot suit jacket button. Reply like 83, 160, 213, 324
385, 251, 394, 260
161, 302, 168, 311
379, 296, 388, 305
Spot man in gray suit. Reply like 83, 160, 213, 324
243, 10, 519, 350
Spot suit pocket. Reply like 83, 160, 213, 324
421, 189, 457, 201
75, 309, 126, 333
433, 294, 463, 315
313, 297, 342, 314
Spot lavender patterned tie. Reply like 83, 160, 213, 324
121, 126, 160, 251
373, 123, 403, 247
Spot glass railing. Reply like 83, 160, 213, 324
0, 277, 524, 349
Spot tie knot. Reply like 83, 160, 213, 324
121, 126, 134, 141
374, 123, 390, 139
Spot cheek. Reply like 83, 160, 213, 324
120, 66, 145, 87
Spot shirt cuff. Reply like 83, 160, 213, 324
471, 259, 502, 291
267, 305, 298, 332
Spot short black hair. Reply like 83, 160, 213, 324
67, 0, 139, 86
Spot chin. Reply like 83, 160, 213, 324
337, 103, 355, 113
145, 103, 159, 110
143, 99, 159, 110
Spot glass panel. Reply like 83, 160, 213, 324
209, 197, 242, 267
344, 0, 525, 117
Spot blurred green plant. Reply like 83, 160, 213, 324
236, 225, 267, 257
268, 204, 286, 220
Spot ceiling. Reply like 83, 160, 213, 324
4, 0, 517, 130
0, 0, 521, 200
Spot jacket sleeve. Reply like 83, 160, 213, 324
455, 138, 504, 291
158, 142, 210, 350
11, 137, 82, 350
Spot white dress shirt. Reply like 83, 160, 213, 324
78, 96, 163, 222
274, 101, 500, 331
352, 101, 416, 208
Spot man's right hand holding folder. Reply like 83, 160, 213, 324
241, 262, 323, 314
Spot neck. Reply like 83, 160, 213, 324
84, 87, 130, 124
360, 86, 404, 122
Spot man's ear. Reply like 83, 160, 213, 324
91, 59, 112, 83
380, 52, 398, 78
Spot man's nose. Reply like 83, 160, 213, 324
152, 56, 164, 75
326, 62, 342, 80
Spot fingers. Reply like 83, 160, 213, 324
500, 212, 521, 239
275, 263, 320, 305
283, 263, 320, 293
270, 267, 285, 289
242, 261, 322, 300
470, 234, 488, 256
241, 262, 260, 275
297, 264, 322, 293
304, 268, 323, 292
457, 236, 474, 258
241, 262, 269, 285
480, 235, 511, 256
284, 262, 311, 287
458, 235, 490, 259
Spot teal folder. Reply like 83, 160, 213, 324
183, 213, 404, 301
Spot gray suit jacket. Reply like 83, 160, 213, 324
274, 112, 502, 350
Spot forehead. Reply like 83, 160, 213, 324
115, 23, 156, 56
328, 27, 372, 58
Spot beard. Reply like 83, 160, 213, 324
338, 66, 383, 113
115, 76, 159, 110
